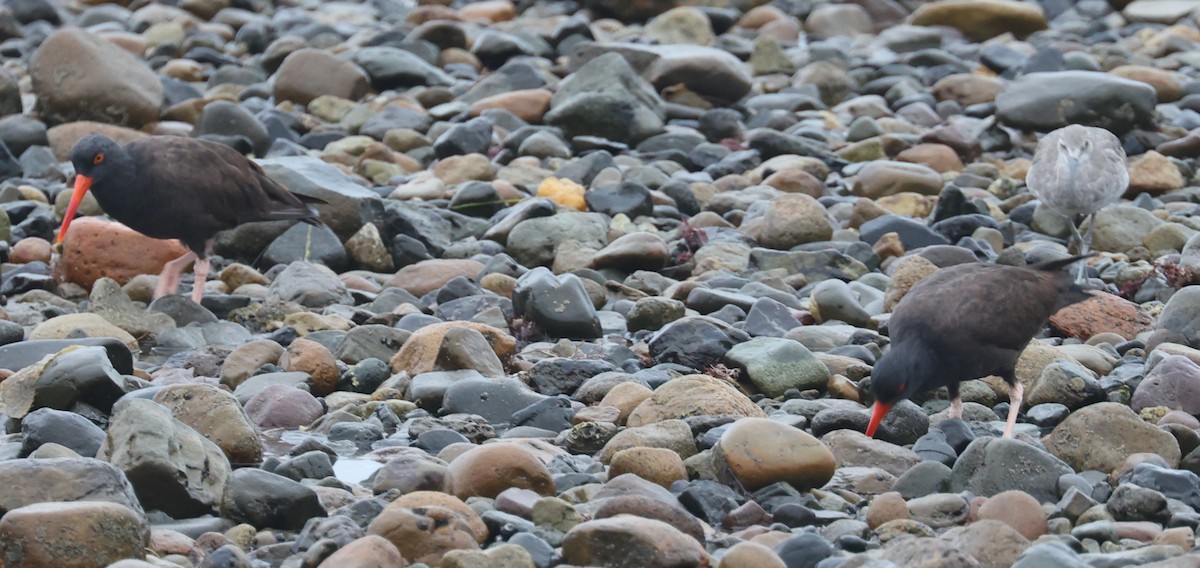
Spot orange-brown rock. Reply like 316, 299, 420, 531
713, 417, 836, 491
931, 74, 1005, 106
717, 541, 786, 568
367, 506, 479, 566
282, 338, 340, 396
598, 381, 654, 425
10, 237, 53, 264
220, 339, 285, 389
608, 447, 688, 488
388, 491, 488, 543
316, 535, 407, 568
468, 89, 552, 123
1110, 65, 1184, 102
763, 168, 824, 197
446, 443, 556, 500
384, 259, 484, 296
1127, 150, 1185, 195
389, 321, 514, 376
0, 501, 150, 568
152, 383, 264, 466
56, 217, 190, 290
1049, 292, 1155, 340
866, 492, 911, 529
895, 143, 965, 173
977, 490, 1047, 540
458, 0, 516, 21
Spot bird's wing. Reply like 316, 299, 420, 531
1025, 130, 1061, 197
130, 138, 318, 229
891, 264, 1060, 354
207, 143, 320, 225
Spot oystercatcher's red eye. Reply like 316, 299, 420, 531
93, 153, 105, 165
897, 383, 906, 393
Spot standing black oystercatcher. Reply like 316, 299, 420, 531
866, 256, 1090, 439
57, 134, 321, 303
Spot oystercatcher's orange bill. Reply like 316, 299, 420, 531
57, 174, 93, 244
865, 401, 893, 438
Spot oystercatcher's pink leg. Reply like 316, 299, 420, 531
1002, 382, 1024, 439
190, 240, 214, 304
949, 397, 963, 420
154, 250, 198, 300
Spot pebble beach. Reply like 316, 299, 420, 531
1, 0, 1200, 567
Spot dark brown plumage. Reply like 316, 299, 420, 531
867, 256, 1091, 439
57, 134, 320, 302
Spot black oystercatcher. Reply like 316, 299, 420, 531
866, 256, 1090, 439
57, 135, 321, 303
1025, 125, 1128, 283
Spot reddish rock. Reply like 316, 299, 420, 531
57, 216, 191, 290
1049, 292, 1155, 340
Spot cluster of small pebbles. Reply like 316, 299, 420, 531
2, 0, 1200, 567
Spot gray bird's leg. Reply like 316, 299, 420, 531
1070, 214, 1089, 284
190, 240, 214, 304
1002, 381, 1024, 439
155, 250, 199, 300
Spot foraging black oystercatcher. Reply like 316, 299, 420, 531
57, 134, 321, 303
866, 256, 1090, 439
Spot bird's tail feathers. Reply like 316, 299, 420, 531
1030, 254, 1097, 311
1053, 284, 1095, 312
1028, 254, 1091, 273
262, 205, 324, 226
